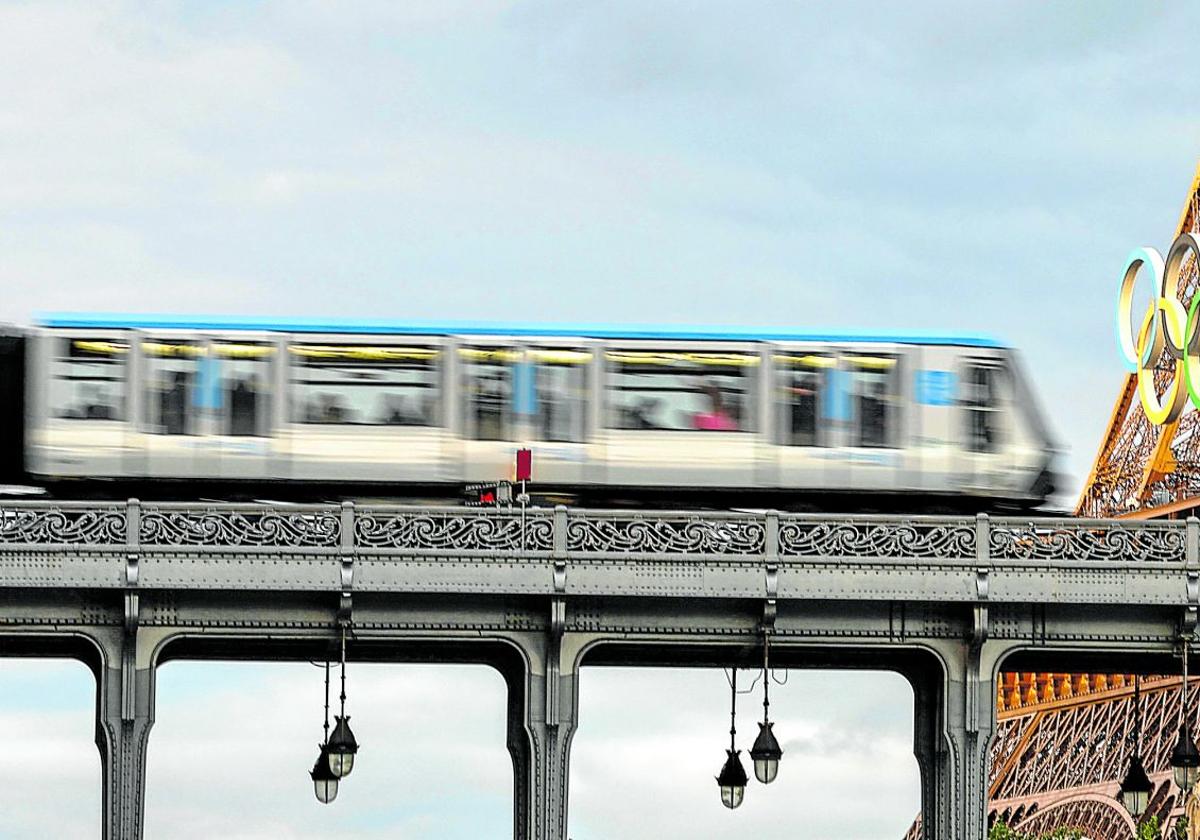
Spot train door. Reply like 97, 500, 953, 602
459, 341, 519, 482
141, 332, 208, 478
284, 335, 446, 483
29, 329, 134, 480
207, 336, 276, 481
910, 345, 959, 496
841, 345, 906, 497
519, 342, 596, 486
602, 341, 758, 489
773, 343, 834, 494
957, 356, 1015, 495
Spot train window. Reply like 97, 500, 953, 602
216, 342, 273, 437
461, 347, 517, 441
775, 353, 832, 446
290, 344, 441, 426
50, 337, 126, 421
144, 340, 203, 435
530, 349, 590, 443
606, 350, 756, 432
847, 354, 900, 448
963, 364, 1006, 453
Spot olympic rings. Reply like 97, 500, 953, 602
1117, 232, 1200, 425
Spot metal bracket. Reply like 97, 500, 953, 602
971, 567, 989, 648
338, 501, 354, 625
124, 553, 140, 636
1185, 571, 1199, 636
546, 597, 566, 728
336, 553, 353, 625
763, 562, 779, 631
550, 597, 566, 637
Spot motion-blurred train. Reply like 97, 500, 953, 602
0, 314, 1058, 510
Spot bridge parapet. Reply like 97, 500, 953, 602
0, 502, 1191, 605
0, 499, 1189, 557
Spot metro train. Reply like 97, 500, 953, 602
0, 314, 1058, 510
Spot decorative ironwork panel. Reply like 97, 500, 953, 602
990, 519, 1185, 563
1012, 795, 1135, 839
355, 509, 554, 551
564, 513, 764, 555
0, 504, 126, 545
139, 505, 341, 547
778, 516, 975, 559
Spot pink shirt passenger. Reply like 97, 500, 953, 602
693, 411, 737, 431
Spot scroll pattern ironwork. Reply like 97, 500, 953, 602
355, 511, 554, 551
0, 506, 126, 544
989, 522, 1184, 563
139, 507, 341, 547
0, 503, 1194, 562
778, 518, 976, 559
565, 516, 765, 554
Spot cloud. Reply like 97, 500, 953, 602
143, 662, 512, 840
0, 660, 100, 839
569, 668, 918, 840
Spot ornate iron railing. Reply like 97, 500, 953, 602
0, 500, 1190, 564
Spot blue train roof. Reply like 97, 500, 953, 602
35, 313, 1005, 348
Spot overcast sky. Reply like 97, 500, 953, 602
1, 0, 1199, 837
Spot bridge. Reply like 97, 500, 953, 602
0, 499, 1196, 839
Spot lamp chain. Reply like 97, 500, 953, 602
762, 633, 771, 724
1134, 673, 1142, 758
323, 659, 331, 745
339, 624, 348, 719
1185, 636, 1191, 730
729, 668, 737, 752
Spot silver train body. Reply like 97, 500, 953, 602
25, 316, 1058, 509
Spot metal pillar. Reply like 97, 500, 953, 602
911, 639, 1006, 840
93, 628, 156, 840
507, 618, 583, 840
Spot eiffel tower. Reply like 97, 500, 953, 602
904, 674, 1196, 838
905, 165, 1200, 839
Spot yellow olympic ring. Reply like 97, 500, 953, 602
1116, 233, 1200, 425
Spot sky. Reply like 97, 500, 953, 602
1, 0, 1200, 836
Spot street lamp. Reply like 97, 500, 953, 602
1172, 634, 1200, 791
749, 632, 783, 784
1119, 675, 1153, 818
328, 716, 358, 778
310, 660, 339, 804
716, 669, 748, 809
327, 625, 360, 778
310, 744, 340, 804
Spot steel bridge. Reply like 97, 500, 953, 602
0, 500, 1197, 839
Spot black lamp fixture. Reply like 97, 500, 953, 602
326, 624, 360, 779
310, 745, 340, 804
1172, 634, 1200, 792
309, 660, 339, 804
1119, 674, 1153, 818
749, 632, 783, 785
716, 669, 748, 810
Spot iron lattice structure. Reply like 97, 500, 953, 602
906, 673, 1198, 840
1078, 164, 1200, 519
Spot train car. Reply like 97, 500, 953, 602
19, 314, 1058, 510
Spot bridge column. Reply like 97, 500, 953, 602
93, 627, 158, 840
917, 639, 1011, 840
506, 620, 584, 840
